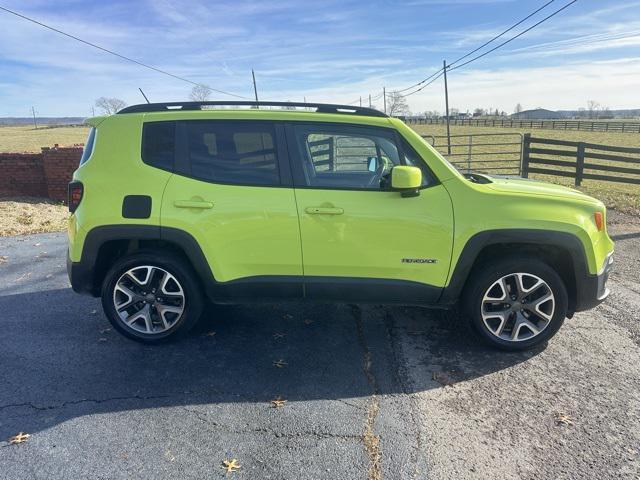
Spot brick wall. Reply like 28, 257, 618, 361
0, 145, 82, 201
41, 146, 83, 201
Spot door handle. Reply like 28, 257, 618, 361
305, 206, 344, 215
173, 200, 214, 209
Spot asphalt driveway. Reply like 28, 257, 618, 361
1, 212, 639, 479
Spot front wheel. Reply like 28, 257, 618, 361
101, 251, 204, 343
463, 257, 568, 351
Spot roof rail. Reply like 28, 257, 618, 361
117, 101, 388, 117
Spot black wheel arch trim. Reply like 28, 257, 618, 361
70, 224, 214, 297
440, 228, 599, 312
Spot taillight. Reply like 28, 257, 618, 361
594, 211, 604, 231
68, 181, 83, 213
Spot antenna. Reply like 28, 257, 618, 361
138, 88, 150, 104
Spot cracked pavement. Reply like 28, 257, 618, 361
1, 211, 639, 479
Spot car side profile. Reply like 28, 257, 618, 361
67, 101, 614, 350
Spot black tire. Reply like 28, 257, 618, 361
101, 250, 204, 344
462, 256, 568, 351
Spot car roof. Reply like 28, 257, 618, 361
117, 101, 387, 118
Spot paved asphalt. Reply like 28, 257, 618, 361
1, 215, 639, 479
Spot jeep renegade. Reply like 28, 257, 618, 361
67, 101, 614, 350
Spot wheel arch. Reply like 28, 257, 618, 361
441, 229, 589, 313
74, 225, 214, 296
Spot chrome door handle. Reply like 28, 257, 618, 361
305, 206, 344, 215
173, 200, 214, 209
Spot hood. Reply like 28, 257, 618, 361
481, 174, 600, 204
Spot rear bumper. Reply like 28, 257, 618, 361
574, 252, 613, 312
67, 249, 98, 296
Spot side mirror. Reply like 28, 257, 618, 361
391, 166, 422, 196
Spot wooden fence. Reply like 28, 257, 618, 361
522, 134, 640, 186
403, 117, 640, 133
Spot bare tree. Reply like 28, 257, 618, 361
190, 84, 213, 102
95, 97, 127, 115
386, 91, 410, 116
587, 100, 601, 119
514, 103, 523, 114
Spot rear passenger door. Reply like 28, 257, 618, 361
155, 120, 302, 297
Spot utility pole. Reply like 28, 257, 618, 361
91, 106, 95, 117
359, 96, 362, 107
383, 87, 387, 114
251, 69, 259, 108
31, 106, 37, 130
369, 94, 371, 108
443, 60, 451, 155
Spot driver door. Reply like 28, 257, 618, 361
285, 123, 454, 303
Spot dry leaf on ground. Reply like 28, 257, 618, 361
9, 432, 30, 444
222, 459, 241, 473
553, 412, 574, 426
273, 359, 288, 368
272, 332, 286, 339
270, 396, 287, 408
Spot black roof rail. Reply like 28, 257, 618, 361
117, 101, 388, 117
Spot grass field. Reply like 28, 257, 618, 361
410, 123, 640, 214
0, 125, 89, 153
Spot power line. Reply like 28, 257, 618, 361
0, 4, 250, 99
394, 67, 444, 94
393, 0, 574, 99
400, 70, 445, 97
448, 0, 578, 72
448, 0, 556, 67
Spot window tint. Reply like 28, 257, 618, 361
293, 125, 401, 189
186, 122, 279, 186
142, 122, 175, 171
79, 127, 96, 165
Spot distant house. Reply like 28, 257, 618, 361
511, 108, 559, 120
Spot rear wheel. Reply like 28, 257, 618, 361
463, 257, 568, 351
101, 251, 203, 343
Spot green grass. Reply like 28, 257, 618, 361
410, 123, 640, 215
0, 124, 90, 153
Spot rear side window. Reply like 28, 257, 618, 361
142, 122, 175, 171
79, 127, 96, 165
186, 121, 279, 186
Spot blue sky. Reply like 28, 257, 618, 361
0, 0, 638, 116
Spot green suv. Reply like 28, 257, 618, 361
67, 101, 614, 350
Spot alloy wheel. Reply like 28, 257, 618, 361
481, 272, 555, 342
112, 265, 186, 334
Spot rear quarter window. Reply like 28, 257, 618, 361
79, 127, 96, 165
142, 121, 175, 171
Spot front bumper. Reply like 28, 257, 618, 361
574, 252, 613, 312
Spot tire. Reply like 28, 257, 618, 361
101, 250, 204, 344
462, 256, 568, 351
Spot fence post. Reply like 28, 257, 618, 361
467, 135, 473, 172
575, 142, 585, 186
521, 133, 531, 178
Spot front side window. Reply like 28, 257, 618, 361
186, 121, 279, 186
293, 125, 401, 189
